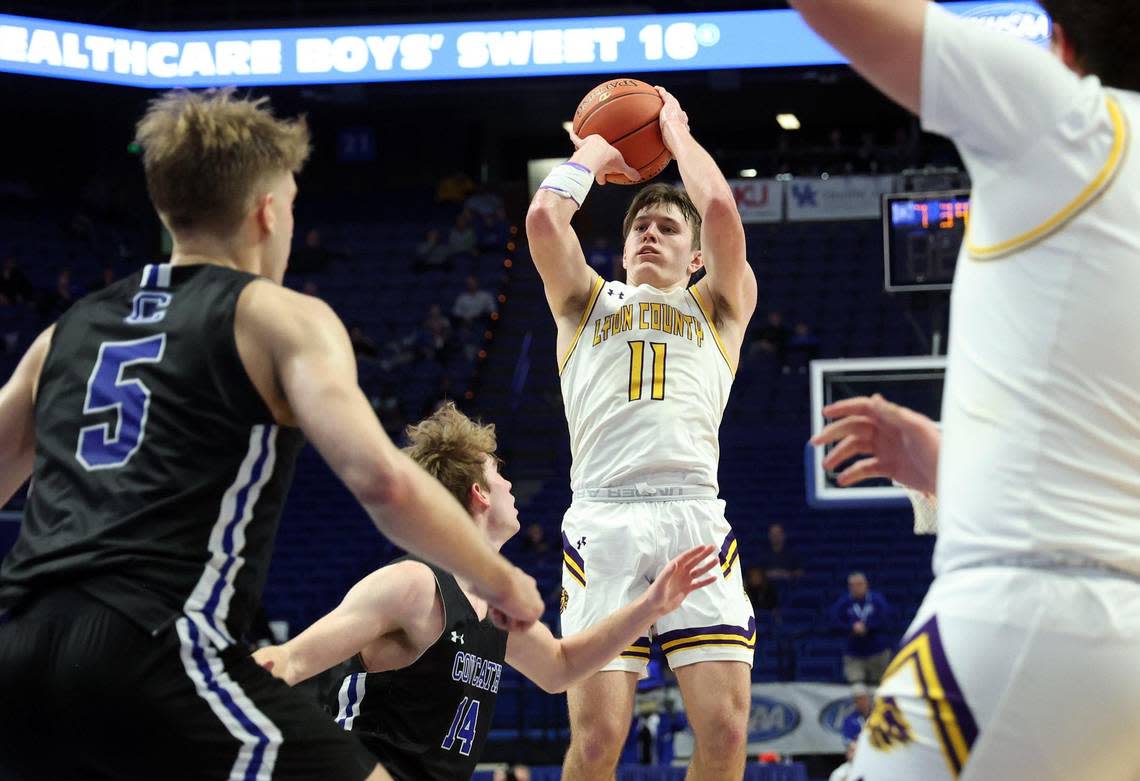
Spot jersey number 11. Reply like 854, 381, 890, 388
628, 341, 667, 402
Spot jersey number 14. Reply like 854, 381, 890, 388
441, 696, 481, 757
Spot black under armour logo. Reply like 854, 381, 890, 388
618, 292, 625, 300
576, 536, 587, 550
607, 288, 614, 297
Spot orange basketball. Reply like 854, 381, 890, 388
572, 78, 672, 185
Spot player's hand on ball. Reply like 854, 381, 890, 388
810, 393, 941, 496
655, 86, 690, 148
567, 127, 642, 185
645, 544, 719, 615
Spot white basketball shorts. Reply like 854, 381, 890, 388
851, 565, 1140, 780
559, 490, 756, 675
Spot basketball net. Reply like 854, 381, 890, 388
896, 482, 938, 535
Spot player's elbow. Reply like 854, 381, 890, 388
346, 454, 411, 517
525, 198, 563, 240
703, 195, 743, 233
535, 669, 569, 694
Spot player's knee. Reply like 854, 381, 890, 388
693, 706, 749, 759
568, 717, 626, 767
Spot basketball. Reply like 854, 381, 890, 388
572, 78, 672, 185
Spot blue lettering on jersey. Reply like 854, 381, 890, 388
451, 651, 502, 694
76, 334, 166, 470
126, 291, 173, 324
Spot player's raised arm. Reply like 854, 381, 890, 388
525, 134, 640, 321
788, 0, 926, 115
237, 282, 542, 628
255, 561, 439, 686
656, 88, 756, 346
0, 327, 53, 507
503, 545, 717, 694
791, 1, 1086, 161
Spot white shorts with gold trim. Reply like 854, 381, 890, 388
851, 565, 1140, 781
559, 493, 755, 676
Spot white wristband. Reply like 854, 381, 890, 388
539, 162, 594, 207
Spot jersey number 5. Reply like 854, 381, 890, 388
76, 335, 166, 470
441, 696, 481, 757
628, 340, 667, 402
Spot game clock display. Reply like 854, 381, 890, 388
882, 189, 971, 292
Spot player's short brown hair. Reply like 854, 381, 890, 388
622, 183, 702, 250
1038, 1, 1140, 91
403, 403, 497, 512
134, 88, 311, 236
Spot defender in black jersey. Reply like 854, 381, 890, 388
0, 90, 541, 781
253, 404, 718, 781
334, 557, 509, 781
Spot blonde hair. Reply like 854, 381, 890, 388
134, 88, 311, 235
403, 403, 498, 512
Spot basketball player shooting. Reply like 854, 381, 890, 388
526, 85, 759, 780
797, 1, 1140, 779
0, 89, 541, 781
253, 403, 719, 781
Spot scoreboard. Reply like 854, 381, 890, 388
882, 189, 970, 292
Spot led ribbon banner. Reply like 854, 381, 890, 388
0, 3, 1047, 88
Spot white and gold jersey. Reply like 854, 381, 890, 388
558, 277, 734, 495
922, 6, 1140, 577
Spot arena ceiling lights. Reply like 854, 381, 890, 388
0, 3, 1048, 89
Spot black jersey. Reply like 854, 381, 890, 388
330, 557, 509, 781
0, 263, 304, 648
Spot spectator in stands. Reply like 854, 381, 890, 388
348, 323, 379, 359
370, 382, 406, 440
419, 303, 453, 362
757, 523, 804, 580
749, 310, 789, 365
436, 170, 476, 204
491, 765, 530, 781
463, 185, 505, 220
785, 320, 821, 372
38, 267, 78, 320
379, 330, 417, 372
0, 306, 19, 355
744, 565, 779, 614
841, 683, 872, 746
887, 126, 920, 171
856, 130, 878, 172
446, 210, 478, 261
829, 741, 857, 781
522, 522, 550, 555
414, 227, 452, 272
828, 127, 845, 152
477, 206, 510, 251
830, 572, 893, 684
0, 257, 34, 305
0, 257, 33, 353
452, 275, 497, 324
